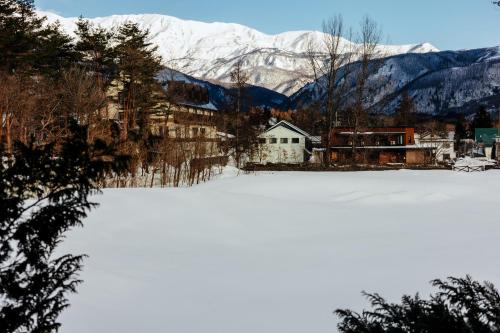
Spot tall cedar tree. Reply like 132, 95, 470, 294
0, 0, 43, 72
394, 90, 416, 127
0, 0, 75, 76
75, 18, 117, 90
114, 22, 162, 141
0, 122, 128, 333
454, 114, 470, 145
336, 276, 500, 333
472, 106, 493, 131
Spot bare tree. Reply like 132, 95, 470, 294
230, 58, 249, 168
351, 16, 382, 164
307, 15, 355, 166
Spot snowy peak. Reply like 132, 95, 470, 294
39, 10, 439, 95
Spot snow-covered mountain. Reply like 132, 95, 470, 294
39, 11, 438, 96
290, 46, 500, 116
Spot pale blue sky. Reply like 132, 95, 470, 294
37, 0, 499, 51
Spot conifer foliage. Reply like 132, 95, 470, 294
335, 276, 500, 333
115, 22, 162, 140
75, 18, 116, 89
0, 0, 74, 76
0, 123, 127, 333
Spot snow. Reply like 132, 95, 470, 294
59, 170, 500, 333
454, 157, 497, 167
37, 10, 438, 96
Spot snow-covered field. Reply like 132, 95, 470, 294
60, 170, 500, 333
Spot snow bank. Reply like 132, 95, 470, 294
59, 170, 500, 333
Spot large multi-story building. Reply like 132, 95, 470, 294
149, 101, 218, 141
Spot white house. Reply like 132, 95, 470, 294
414, 132, 456, 162
252, 120, 320, 165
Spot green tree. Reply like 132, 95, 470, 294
472, 106, 493, 131
336, 276, 500, 333
75, 18, 116, 89
0, 0, 42, 72
0, 122, 128, 333
114, 23, 163, 179
34, 22, 76, 78
0, 0, 75, 76
394, 90, 416, 127
454, 114, 470, 146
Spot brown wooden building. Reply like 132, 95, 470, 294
330, 127, 432, 165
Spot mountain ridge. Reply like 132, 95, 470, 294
39, 10, 439, 96
290, 46, 500, 116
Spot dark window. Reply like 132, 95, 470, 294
259, 138, 266, 144
192, 128, 199, 137
280, 138, 289, 144
292, 138, 300, 144
269, 138, 277, 144
200, 128, 207, 136
443, 154, 451, 160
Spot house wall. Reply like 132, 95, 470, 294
406, 150, 426, 165
253, 126, 306, 164
415, 138, 456, 162
149, 103, 217, 140
331, 127, 416, 147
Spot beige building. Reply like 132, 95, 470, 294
149, 101, 218, 141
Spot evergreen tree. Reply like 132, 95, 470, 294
394, 90, 416, 127
0, 0, 75, 76
34, 22, 76, 77
472, 106, 493, 131
335, 276, 500, 333
0, 0, 44, 72
455, 114, 469, 145
114, 22, 162, 140
75, 18, 116, 89
0, 122, 128, 333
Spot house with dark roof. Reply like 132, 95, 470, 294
252, 120, 321, 164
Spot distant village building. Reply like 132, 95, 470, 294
330, 127, 433, 165
414, 132, 456, 162
252, 120, 320, 164
475, 128, 499, 159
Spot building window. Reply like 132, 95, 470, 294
292, 138, 300, 144
192, 127, 199, 137
259, 138, 266, 144
443, 154, 451, 160
200, 128, 206, 136
281, 138, 289, 144
443, 143, 451, 149
269, 138, 277, 144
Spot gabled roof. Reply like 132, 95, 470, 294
264, 120, 320, 143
